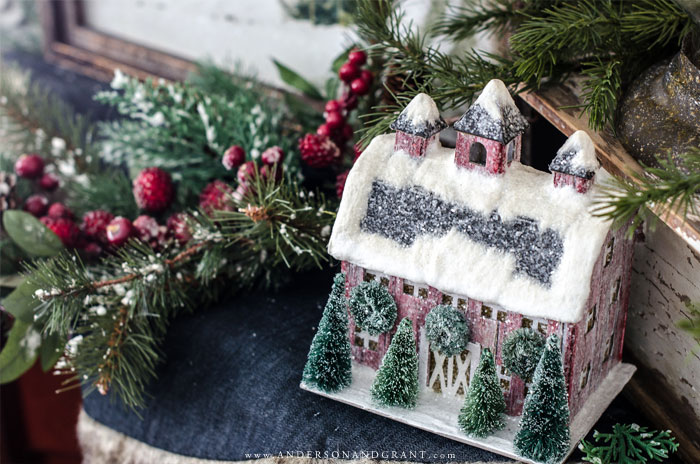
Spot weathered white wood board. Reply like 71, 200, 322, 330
626, 220, 700, 433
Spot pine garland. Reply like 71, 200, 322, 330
24, 175, 335, 409
579, 423, 678, 464
353, 0, 695, 143
593, 148, 700, 235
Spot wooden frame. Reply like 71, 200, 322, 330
38, 0, 196, 82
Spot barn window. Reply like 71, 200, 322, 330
497, 310, 507, 323
364, 272, 376, 282
580, 363, 591, 390
354, 335, 364, 347
481, 305, 493, 319
507, 142, 515, 163
469, 142, 487, 165
380, 277, 390, 287
403, 283, 414, 295
604, 237, 615, 267
611, 277, 621, 304
442, 294, 453, 305
500, 378, 510, 391
521, 318, 533, 328
457, 298, 468, 311
586, 304, 597, 334
603, 337, 613, 362
368, 339, 379, 351
418, 287, 429, 299
537, 323, 548, 335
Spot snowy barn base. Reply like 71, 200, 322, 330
301, 362, 636, 464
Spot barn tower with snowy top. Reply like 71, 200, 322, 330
313, 79, 637, 458
390, 93, 447, 159
453, 79, 529, 174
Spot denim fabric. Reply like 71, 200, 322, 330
83, 270, 509, 463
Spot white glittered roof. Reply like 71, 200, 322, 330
328, 134, 612, 323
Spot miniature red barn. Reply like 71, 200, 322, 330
329, 81, 634, 419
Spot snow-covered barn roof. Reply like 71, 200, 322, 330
389, 93, 447, 138
453, 79, 529, 144
328, 133, 611, 324
549, 130, 600, 179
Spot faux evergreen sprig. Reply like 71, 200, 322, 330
593, 148, 700, 235
579, 423, 678, 464
95, 66, 307, 207
354, 0, 695, 138
22, 174, 335, 409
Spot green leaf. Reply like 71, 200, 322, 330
332, 46, 353, 73
0, 320, 38, 383
40, 332, 65, 372
2, 277, 40, 323
272, 59, 324, 100
325, 77, 340, 101
2, 210, 64, 257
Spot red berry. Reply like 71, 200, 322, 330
325, 111, 345, 130
325, 100, 343, 113
341, 124, 354, 141
132, 215, 160, 242
14, 154, 44, 179
348, 49, 367, 66
341, 92, 358, 110
336, 170, 350, 198
47, 202, 73, 219
259, 164, 283, 183
199, 180, 234, 214
23, 194, 49, 217
233, 183, 252, 202
317, 124, 332, 137
222, 145, 246, 171
338, 62, 360, 83
350, 78, 370, 96
298, 134, 341, 169
82, 210, 115, 244
82, 242, 103, 259
105, 217, 133, 247
167, 213, 192, 245
261, 146, 285, 165
359, 69, 373, 84
39, 173, 59, 191
132, 167, 174, 213
237, 161, 258, 185
40, 216, 80, 247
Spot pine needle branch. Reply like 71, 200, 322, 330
26, 175, 335, 409
432, 0, 522, 41
593, 148, 700, 235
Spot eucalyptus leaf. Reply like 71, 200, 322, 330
2, 277, 39, 323
273, 59, 324, 100
0, 319, 38, 383
40, 332, 66, 372
2, 210, 64, 257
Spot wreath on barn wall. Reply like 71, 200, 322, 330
348, 280, 397, 335
424, 304, 470, 356
501, 328, 545, 381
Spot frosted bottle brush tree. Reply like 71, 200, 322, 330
370, 317, 419, 408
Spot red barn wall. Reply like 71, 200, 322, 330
454, 133, 506, 174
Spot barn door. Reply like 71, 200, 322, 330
425, 342, 481, 396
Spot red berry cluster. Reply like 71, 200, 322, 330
299, 48, 373, 171
11, 154, 192, 257
218, 145, 285, 202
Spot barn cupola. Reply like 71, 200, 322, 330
390, 93, 447, 159
453, 79, 528, 174
549, 130, 599, 194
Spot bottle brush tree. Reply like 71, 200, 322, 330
515, 334, 570, 464
370, 317, 418, 408
458, 348, 505, 437
302, 273, 352, 393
